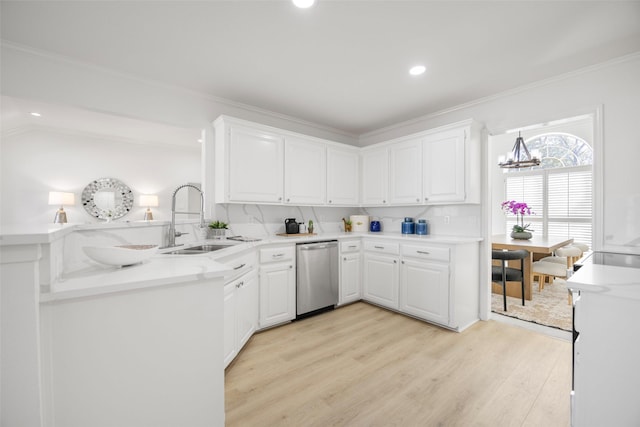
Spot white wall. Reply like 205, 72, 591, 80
361, 54, 640, 254
0, 128, 201, 225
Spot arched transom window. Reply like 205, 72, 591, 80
525, 132, 593, 169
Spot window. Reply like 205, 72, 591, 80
504, 133, 593, 247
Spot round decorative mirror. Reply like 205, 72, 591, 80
82, 178, 134, 220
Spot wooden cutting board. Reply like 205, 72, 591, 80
276, 233, 317, 237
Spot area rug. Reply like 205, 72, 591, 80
491, 278, 572, 332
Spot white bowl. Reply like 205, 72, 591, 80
83, 245, 158, 267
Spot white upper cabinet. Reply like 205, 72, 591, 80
423, 121, 481, 204
212, 115, 481, 207
423, 127, 465, 203
326, 146, 359, 206
284, 136, 326, 205
360, 147, 389, 205
389, 138, 423, 205
214, 118, 284, 204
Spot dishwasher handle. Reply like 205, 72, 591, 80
298, 242, 338, 251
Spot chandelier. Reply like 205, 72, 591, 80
498, 132, 541, 169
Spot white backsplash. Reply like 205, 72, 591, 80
215, 204, 356, 237
362, 204, 482, 236
215, 203, 482, 238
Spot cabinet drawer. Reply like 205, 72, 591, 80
218, 249, 257, 268
402, 244, 449, 262
340, 240, 361, 253
364, 241, 400, 255
219, 250, 257, 278
260, 246, 295, 263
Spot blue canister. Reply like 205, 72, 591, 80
416, 219, 428, 235
401, 217, 415, 234
370, 220, 381, 232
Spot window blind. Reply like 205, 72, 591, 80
504, 166, 592, 247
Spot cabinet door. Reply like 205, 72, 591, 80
423, 128, 465, 203
259, 263, 296, 328
400, 258, 449, 325
223, 282, 237, 368
363, 253, 399, 309
361, 147, 389, 205
237, 271, 258, 351
389, 139, 423, 205
228, 125, 284, 203
284, 137, 326, 205
327, 147, 359, 205
340, 252, 361, 305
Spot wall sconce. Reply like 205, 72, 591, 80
139, 194, 159, 221
48, 191, 75, 224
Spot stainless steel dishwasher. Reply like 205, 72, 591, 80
296, 240, 339, 318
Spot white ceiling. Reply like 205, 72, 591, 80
1, 0, 640, 136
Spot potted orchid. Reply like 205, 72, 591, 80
501, 200, 534, 239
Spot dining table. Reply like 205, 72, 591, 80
491, 234, 574, 300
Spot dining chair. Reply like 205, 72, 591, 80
492, 249, 529, 311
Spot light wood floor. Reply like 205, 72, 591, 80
225, 302, 571, 427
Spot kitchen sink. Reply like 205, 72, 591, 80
163, 244, 231, 255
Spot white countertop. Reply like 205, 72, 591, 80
568, 264, 640, 300
36, 231, 482, 302
42, 255, 232, 302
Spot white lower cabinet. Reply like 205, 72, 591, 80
363, 241, 400, 309
237, 271, 259, 349
399, 258, 449, 325
223, 270, 258, 368
259, 245, 296, 329
223, 268, 258, 368
339, 240, 362, 305
363, 239, 479, 331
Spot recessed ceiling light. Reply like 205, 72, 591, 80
30, 112, 42, 117
292, 0, 315, 9
409, 65, 426, 76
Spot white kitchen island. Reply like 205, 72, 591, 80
1, 226, 231, 427
568, 258, 640, 427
